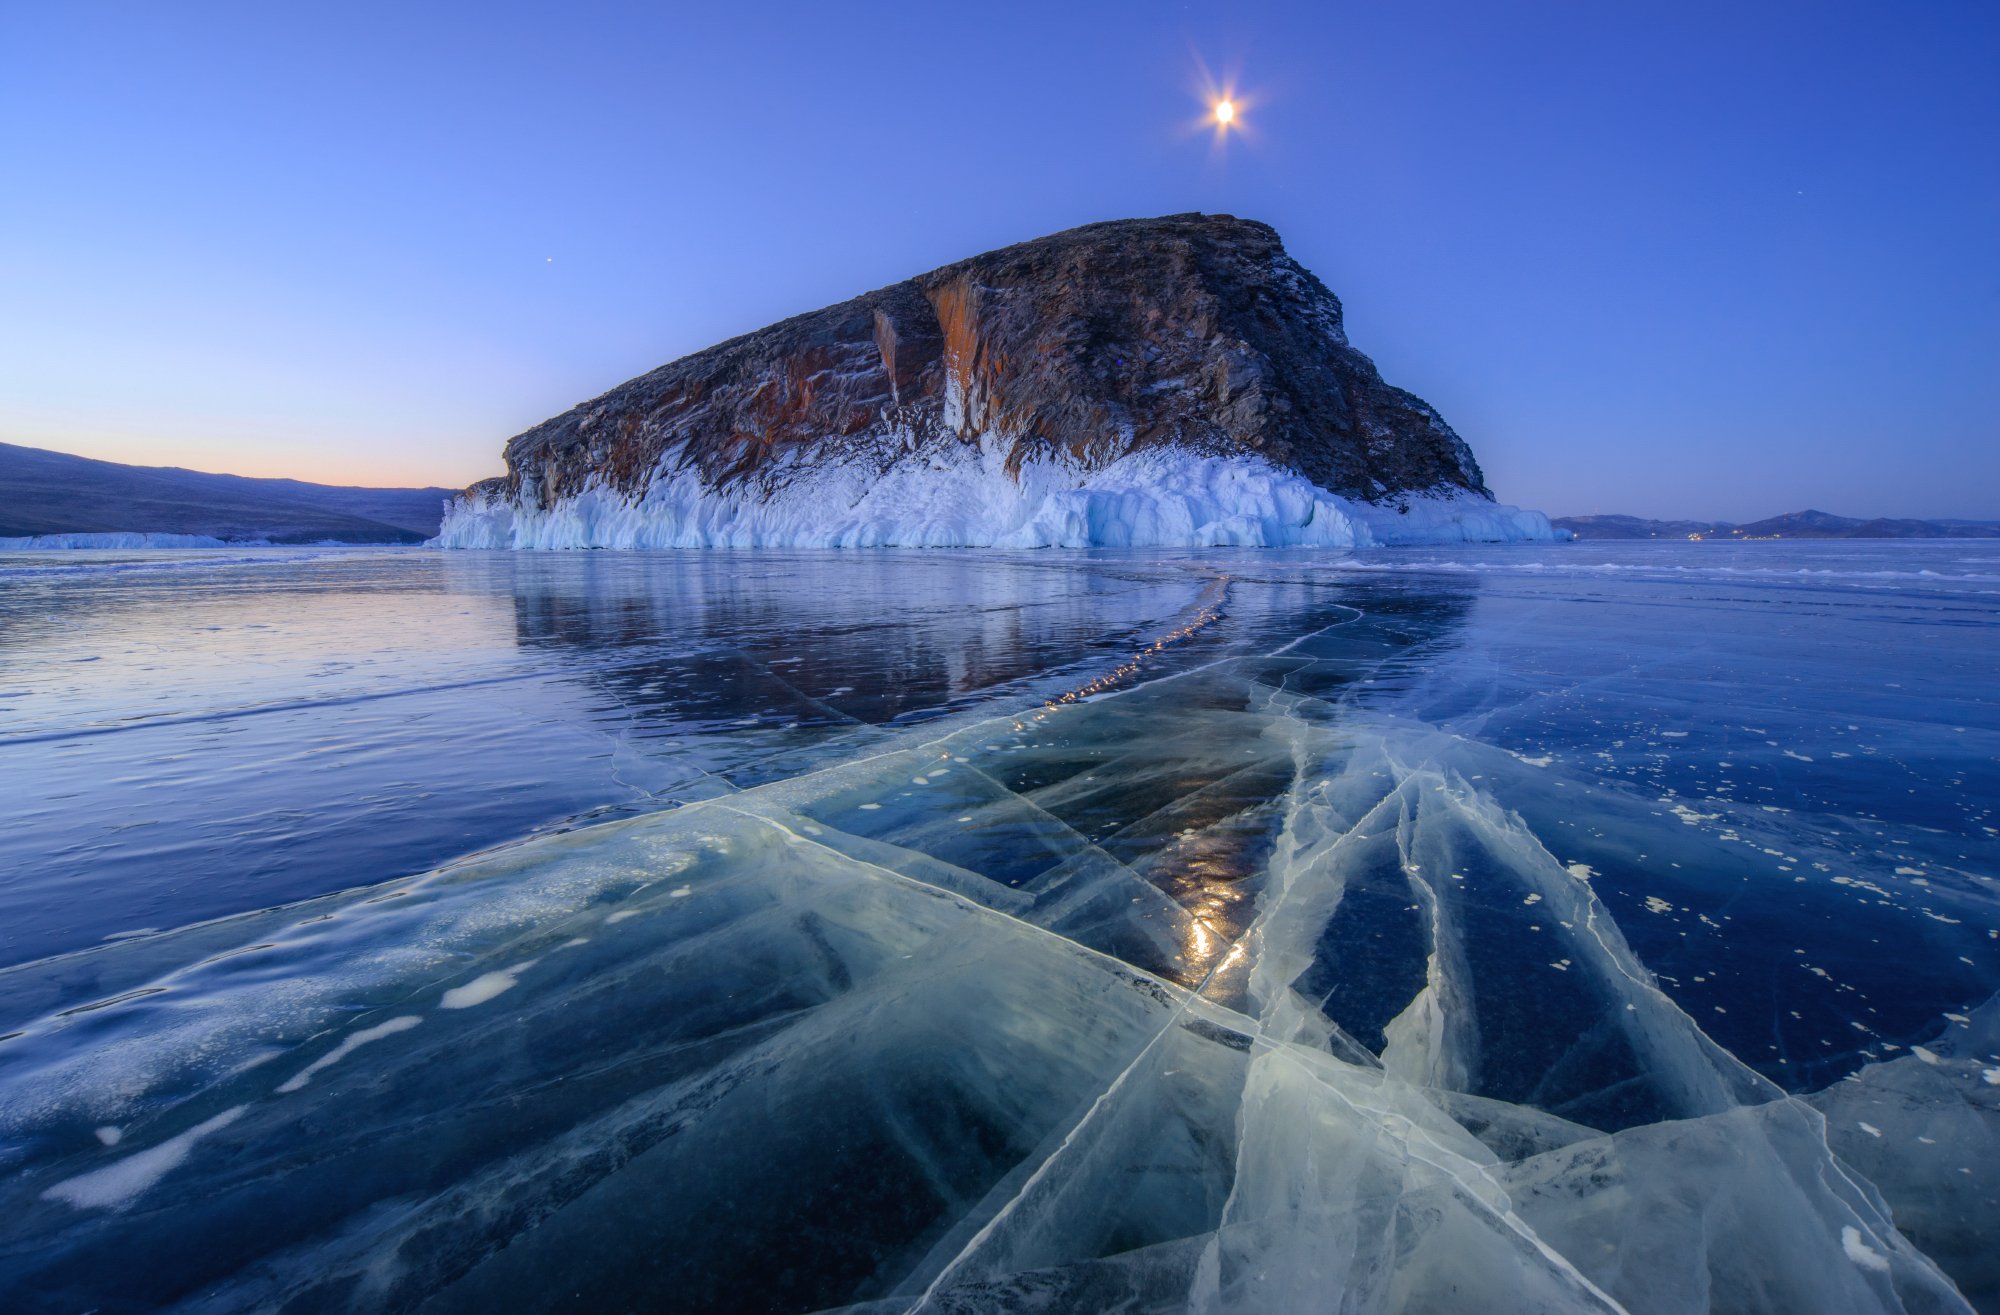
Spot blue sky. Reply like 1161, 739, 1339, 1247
1, 1, 1994, 518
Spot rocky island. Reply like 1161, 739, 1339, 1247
435, 214, 1556, 549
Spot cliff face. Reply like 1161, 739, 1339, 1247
481, 215, 1484, 503
443, 215, 1551, 549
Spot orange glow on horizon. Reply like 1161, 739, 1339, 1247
15, 433, 487, 491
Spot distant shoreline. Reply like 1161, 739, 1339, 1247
1554, 510, 1999, 541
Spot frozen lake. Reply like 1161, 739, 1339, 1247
0, 541, 1995, 1312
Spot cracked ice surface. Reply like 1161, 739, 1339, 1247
0, 542, 1996, 1312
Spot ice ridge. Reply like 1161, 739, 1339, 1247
433, 448, 1561, 550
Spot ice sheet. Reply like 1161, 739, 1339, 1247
0, 542, 1994, 1312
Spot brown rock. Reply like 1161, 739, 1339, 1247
469, 214, 1487, 510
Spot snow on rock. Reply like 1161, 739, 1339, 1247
432, 215, 1566, 552
433, 448, 1561, 550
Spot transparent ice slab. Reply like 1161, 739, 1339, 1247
1, 545, 1995, 1312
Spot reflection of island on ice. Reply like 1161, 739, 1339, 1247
1, 549, 1991, 1314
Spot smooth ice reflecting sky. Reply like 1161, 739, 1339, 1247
0, 541, 1994, 1312
1, 2, 1994, 518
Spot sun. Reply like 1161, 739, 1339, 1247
1187, 57, 1252, 143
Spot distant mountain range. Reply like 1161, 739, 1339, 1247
0, 441, 454, 544
1553, 510, 2000, 540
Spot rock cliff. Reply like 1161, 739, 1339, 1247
438, 215, 1555, 548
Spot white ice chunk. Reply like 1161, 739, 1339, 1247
431, 449, 1562, 551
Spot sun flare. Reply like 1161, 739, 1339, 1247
1214, 99, 1235, 125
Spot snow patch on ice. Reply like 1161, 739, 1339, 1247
276, 1016, 422, 1093
440, 961, 537, 1009
1841, 1225, 1891, 1272
43, 1106, 247, 1211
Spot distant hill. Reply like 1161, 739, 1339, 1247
1554, 509, 2000, 541
0, 442, 455, 544
1550, 514, 1736, 541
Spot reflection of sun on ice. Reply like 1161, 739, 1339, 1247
1214, 100, 1235, 125
1189, 921, 1212, 963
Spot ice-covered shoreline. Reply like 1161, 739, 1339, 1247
432, 450, 1563, 550
0, 532, 235, 550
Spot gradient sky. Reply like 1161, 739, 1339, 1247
2, 1, 1994, 518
